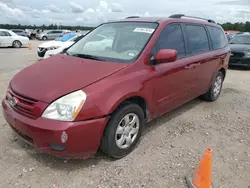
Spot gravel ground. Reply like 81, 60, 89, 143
0, 41, 249, 188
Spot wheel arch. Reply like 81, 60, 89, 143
109, 94, 150, 121
219, 67, 226, 80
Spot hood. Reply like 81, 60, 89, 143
229, 44, 250, 52
39, 41, 64, 48
10, 55, 128, 103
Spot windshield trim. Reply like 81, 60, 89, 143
66, 21, 159, 63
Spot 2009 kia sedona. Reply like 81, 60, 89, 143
2, 14, 230, 159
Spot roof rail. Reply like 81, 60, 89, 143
169, 14, 215, 23
126, 16, 140, 19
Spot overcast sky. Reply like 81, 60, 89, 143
0, 0, 250, 26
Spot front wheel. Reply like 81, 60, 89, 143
42, 36, 47, 41
201, 71, 224, 101
100, 103, 144, 159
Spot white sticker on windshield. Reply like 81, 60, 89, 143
134, 28, 155, 34
128, 52, 135, 57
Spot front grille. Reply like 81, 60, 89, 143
38, 47, 46, 52
6, 89, 38, 119
231, 52, 244, 58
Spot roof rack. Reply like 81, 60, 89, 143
126, 16, 140, 19
169, 14, 215, 23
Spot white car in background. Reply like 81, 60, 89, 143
0, 29, 29, 48
37, 33, 83, 58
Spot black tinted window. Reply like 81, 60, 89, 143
186, 25, 209, 54
156, 24, 185, 58
207, 26, 227, 49
53, 31, 62, 34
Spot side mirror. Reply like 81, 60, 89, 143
154, 49, 177, 64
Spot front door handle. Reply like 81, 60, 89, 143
185, 63, 201, 70
193, 63, 201, 66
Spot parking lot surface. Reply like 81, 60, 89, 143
0, 41, 249, 188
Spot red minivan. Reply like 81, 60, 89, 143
2, 14, 230, 159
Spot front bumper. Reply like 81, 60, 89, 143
229, 57, 250, 68
2, 99, 109, 159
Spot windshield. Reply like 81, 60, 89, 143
66, 22, 158, 63
229, 35, 250, 44
55, 33, 77, 42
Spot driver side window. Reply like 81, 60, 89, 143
153, 24, 186, 58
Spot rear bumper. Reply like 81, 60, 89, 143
2, 99, 109, 159
229, 57, 250, 68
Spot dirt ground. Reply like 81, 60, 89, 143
0, 40, 249, 188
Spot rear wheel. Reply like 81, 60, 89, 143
100, 103, 144, 159
201, 71, 224, 101
12, 40, 22, 48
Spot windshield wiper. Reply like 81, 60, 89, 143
70, 53, 104, 61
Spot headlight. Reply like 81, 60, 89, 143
244, 51, 250, 57
47, 46, 60, 50
42, 90, 87, 121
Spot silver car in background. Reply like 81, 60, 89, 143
37, 30, 64, 40
11, 29, 29, 38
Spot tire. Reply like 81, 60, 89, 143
100, 102, 145, 159
201, 71, 224, 101
42, 36, 47, 41
12, 40, 22, 48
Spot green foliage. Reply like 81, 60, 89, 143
1, 22, 250, 32
0, 23, 95, 31
220, 21, 250, 32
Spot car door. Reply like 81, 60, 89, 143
203, 26, 230, 90
55, 31, 63, 38
0, 31, 12, 47
182, 24, 212, 95
51, 31, 62, 39
0, 31, 5, 46
47, 31, 54, 40
151, 24, 199, 116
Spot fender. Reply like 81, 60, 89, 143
75, 70, 156, 121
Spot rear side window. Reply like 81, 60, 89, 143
0, 31, 10, 36
207, 26, 227, 49
54, 31, 63, 34
185, 25, 209, 54
155, 24, 186, 58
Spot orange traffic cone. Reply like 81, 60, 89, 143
186, 148, 213, 188
28, 42, 32, 50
